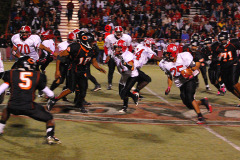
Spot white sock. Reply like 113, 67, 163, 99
0, 123, 5, 134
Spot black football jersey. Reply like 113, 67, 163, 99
67, 43, 96, 72
200, 46, 212, 62
191, 50, 203, 63
211, 39, 240, 69
2, 70, 46, 109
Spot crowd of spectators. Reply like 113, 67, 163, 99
7, 0, 62, 42
4, 0, 240, 55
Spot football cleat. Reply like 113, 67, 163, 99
196, 117, 205, 124
0, 123, 5, 135
206, 87, 211, 91
47, 97, 57, 111
107, 84, 112, 90
132, 91, 139, 106
139, 95, 144, 100
83, 100, 92, 106
119, 106, 127, 113
5, 90, 10, 95
220, 85, 226, 94
76, 106, 88, 113
201, 97, 212, 113
91, 84, 101, 92
46, 136, 61, 144
62, 97, 70, 102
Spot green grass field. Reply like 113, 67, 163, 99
1, 62, 240, 160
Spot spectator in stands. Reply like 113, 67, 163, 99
67, 0, 74, 22
96, 36, 104, 63
0, 34, 8, 61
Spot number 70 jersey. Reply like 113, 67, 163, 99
11, 33, 41, 60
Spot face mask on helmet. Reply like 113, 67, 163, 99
204, 38, 212, 47
114, 39, 127, 55
15, 56, 36, 71
191, 33, 200, 41
144, 38, 155, 49
165, 44, 179, 61
218, 32, 228, 45
114, 26, 123, 39
41, 31, 50, 40
80, 32, 94, 49
20, 26, 31, 40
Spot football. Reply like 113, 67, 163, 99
181, 68, 193, 79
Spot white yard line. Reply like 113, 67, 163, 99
204, 126, 240, 151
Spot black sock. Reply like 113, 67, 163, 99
0, 120, 6, 124
197, 113, 203, 118
50, 81, 60, 91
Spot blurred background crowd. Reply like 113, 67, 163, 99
1, 0, 240, 61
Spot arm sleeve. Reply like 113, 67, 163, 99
32, 35, 42, 48
42, 86, 54, 98
0, 83, 9, 95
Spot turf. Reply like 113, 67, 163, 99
1, 62, 240, 160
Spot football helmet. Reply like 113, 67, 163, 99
72, 29, 81, 34
191, 33, 200, 41
218, 31, 228, 44
41, 31, 50, 40
113, 39, 127, 55
144, 38, 155, 48
19, 26, 31, 40
190, 40, 199, 47
164, 44, 179, 61
204, 37, 212, 45
67, 32, 77, 43
79, 32, 95, 49
114, 26, 123, 39
14, 56, 36, 71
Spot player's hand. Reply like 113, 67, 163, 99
37, 58, 47, 65
165, 87, 171, 95
99, 68, 106, 73
104, 56, 110, 63
55, 70, 61, 79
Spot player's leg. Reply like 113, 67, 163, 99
0, 108, 11, 134
24, 103, 61, 144
75, 74, 88, 113
200, 64, 210, 90
87, 65, 101, 91
107, 58, 116, 90
134, 69, 151, 98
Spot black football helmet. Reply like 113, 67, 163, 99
190, 40, 199, 47
204, 37, 212, 45
13, 56, 36, 71
78, 32, 94, 49
191, 33, 200, 41
218, 32, 228, 43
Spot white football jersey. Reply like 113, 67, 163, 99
42, 39, 55, 57
11, 33, 41, 60
58, 41, 71, 52
112, 50, 138, 85
159, 52, 193, 87
104, 33, 132, 56
134, 43, 156, 68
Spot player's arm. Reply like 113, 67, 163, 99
11, 46, 20, 58
39, 43, 58, 57
59, 49, 69, 57
151, 55, 162, 61
165, 75, 172, 95
92, 58, 106, 73
55, 59, 61, 79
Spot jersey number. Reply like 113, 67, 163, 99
17, 44, 30, 54
135, 49, 144, 60
19, 72, 33, 90
170, 65, 183, 76
79, 57, 91, 65
219, 51, 233, 62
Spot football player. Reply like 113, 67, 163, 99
39, 30, 55, 73
112, 40, 139, 113
159, 44, 212, 124
47, 32, 106, 113
211, 31, 240, 106
202, 37, 226, 95
0, 56, 61, 144
104, 26, 132, 90
133, 38, 162, 98
11, 26, 57, 61
190, 40, 211, 90
49, 31, 76, 102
